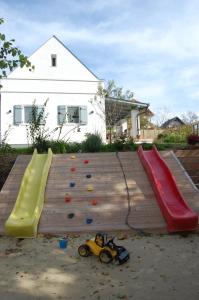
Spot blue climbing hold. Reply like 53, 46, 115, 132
86, 218, 93, 224
69, 182, 75, 187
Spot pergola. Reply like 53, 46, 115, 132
105, 97, 149, 137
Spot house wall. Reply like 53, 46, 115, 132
0, 36, 106, 146
0, 91, 105, 146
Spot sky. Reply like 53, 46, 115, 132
0, 0, 199, 118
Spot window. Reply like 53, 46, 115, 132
13, 105, 44, 125
24, 106, 34, 123
51, 54, 57, 67
68, 106, 79, 123
57, 106, 87, 125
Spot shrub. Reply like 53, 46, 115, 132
187, 134, 199, 145
155, 125, 192, 144
47, 140, 66, 153
65, 142, 81, 153
82, 133, 102, 152
33, 137, 50, 153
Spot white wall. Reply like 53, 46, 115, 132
0, 36, 106, 145
0, 91, 106, 145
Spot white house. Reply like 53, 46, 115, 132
0, 35, 148, 146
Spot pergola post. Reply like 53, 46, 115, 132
130, 109, 140, 138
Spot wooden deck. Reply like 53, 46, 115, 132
0, 151, 199, 235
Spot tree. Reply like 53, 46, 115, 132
152, 106, 171, 128
97, 80, 134, 100
90, 80, 135, 143
181, 111, 199, 124
0, 18, 33, 85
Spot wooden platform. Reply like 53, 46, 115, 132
0, 151, 199, 235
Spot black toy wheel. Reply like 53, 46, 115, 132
99, 250, 113, 264
78, 244, 90, 257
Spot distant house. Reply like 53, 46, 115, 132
0, 36, 150, 146
161, 117, 185, 129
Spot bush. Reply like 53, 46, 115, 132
47, 140, 66, 153
33, 137, 50, 153
65, 142, 82, 153
187, 134, 199, 145
155, 125, 192, 144
82, 133, 102, 152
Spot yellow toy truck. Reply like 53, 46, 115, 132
78, 232, 129, 264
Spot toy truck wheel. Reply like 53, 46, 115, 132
78, 244, 90, 257
99, 250, 113, 264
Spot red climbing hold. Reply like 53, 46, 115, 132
84, 160, 89, 164
65, 195, 71, 203
70, 167, 76, 172
91, 200, 97, 206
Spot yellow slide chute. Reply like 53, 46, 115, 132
5, 148, 52, 237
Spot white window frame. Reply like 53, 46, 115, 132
57, 105, 87, 126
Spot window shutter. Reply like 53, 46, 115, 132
80, 106, 87, 125
57, 105, 66, 125
13, 105, 22, 125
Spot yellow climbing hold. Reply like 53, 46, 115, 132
70, 155, 76, 159
87, 186, 94, 192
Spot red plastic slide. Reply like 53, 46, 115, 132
138, 145, 198, 232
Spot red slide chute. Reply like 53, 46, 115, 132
138, 145, 198, 232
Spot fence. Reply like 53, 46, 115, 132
139, 129, 164, 141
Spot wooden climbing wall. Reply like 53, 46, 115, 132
0, 151, 198, 235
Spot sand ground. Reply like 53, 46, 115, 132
0, 233, 199, 300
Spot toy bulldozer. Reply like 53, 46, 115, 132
78, 232, 130, 264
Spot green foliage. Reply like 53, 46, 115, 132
65, 142, 82, 153
26, 99, 59, 152
97, 80, 134, 100
82, 133, 102, 152
0, 18, 33, 83
100, 141, 137, 152
155, 125, 192, 144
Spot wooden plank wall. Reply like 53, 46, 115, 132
175, 150, 199, 190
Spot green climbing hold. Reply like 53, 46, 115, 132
68, 213, 75, 219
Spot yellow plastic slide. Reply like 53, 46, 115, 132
5, 148, 53, 237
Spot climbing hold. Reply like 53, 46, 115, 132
86, 174, 92, 179
69, 182, 76, 188
68, 213, 75, 219
86, 218, 93, 224
70, 155, 76, 159
87, 186, 93, 192
91, 200, 97, 206
84, 160, 89, 164
64, 195, 71, 203
70, 167, 76, 172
